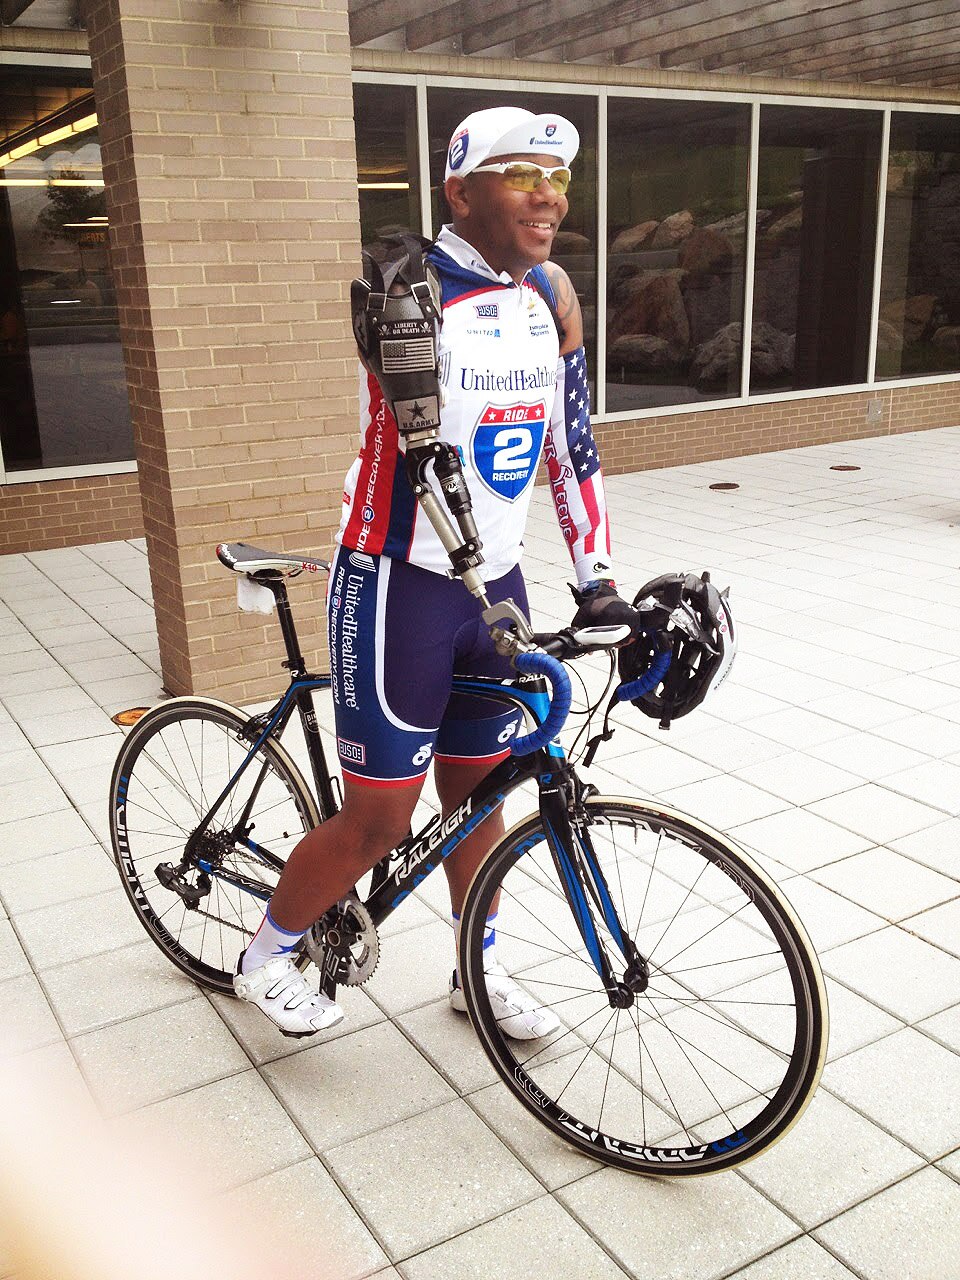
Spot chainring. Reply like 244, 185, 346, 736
304, 895, 379, 986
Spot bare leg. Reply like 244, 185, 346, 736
268, 777, 422, 933
436, 757, 505, 915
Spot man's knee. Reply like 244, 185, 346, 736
339, 784, 420, 856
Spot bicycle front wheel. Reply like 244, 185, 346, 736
110, 697, 322, 992
460, 796, 827, 1175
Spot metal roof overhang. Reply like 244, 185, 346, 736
4, 0, 959, 94
347, 0, 960, 92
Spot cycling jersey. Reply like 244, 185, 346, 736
338, 225, 613, 586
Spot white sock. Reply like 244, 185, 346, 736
241, 905, 306, 974
452, 910, 498, 987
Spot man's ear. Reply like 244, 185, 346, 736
444, 175, 470, 219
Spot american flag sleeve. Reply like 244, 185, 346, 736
544, 345, 614, 587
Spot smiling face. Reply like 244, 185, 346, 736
445, 151, 569, 283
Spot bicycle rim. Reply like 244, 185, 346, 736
110, 698, 319, 992
460, 796, 827, 1175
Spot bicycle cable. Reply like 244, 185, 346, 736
566, 651, 618, 767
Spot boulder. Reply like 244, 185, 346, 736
692, 323, 741, 389
762, 207, 803, 241
703, 209, 771, 242
608, 261, 641, 306
678, 227, 734, 276
610, 220, 659, 254
650, 210, 694, 250
692, 320, 792, 390
750, 320, 794, 381
932, 325, 960, 355
552, 230, 591, 254
876, 319, 904, 357
880, 294, 940, 344
608, 334, 677, 372
621, 267, 686, 300
608, 271, 690, 355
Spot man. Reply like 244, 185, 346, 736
234, 105, 636, 1037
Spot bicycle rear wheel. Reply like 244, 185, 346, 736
459, 795, 827, 1175
110, 697, 321, 992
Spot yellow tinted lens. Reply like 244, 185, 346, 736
501, 164, 545, 191
501, 164, 571, 194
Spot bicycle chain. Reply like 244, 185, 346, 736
182, 843, 276, 937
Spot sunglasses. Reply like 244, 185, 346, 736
469, 161, 572, 195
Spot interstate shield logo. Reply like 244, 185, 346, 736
471, 402, 546, 503
448, 129, 468, 170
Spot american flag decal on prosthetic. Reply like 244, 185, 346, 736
544, 345, 613, 584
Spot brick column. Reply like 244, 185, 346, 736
82, 0, 360, 703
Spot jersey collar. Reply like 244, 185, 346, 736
435, 224, 531, 288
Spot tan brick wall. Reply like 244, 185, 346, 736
0, 473, 143, 555
81, 0, 361, 705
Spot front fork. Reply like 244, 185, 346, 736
538, 770, 649, 1007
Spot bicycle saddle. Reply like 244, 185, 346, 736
216, 542, 330, 578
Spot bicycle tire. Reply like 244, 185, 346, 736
109, 697, 321, 993
459, 795, 828, 1175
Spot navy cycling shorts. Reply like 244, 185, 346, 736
327, 547, 527, 787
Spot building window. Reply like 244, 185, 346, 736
878, 113, 960, 381
426, 87, 599, 397
605, 98, 750, 413
0, 66, 133, 474
353, 82, 421, 244
753, 105, 882, 395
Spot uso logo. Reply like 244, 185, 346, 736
545, 123, 557, 137
448, 129, 469, 170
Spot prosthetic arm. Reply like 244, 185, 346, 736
350, 235, 532, 651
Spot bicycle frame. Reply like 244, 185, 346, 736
184, 571, 643, 1005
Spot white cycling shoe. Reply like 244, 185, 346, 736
449, 963, 561, 1041
233, 952, 344, 1039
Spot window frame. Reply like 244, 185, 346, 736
3, 59, 959, 489
0, 50, 136, 485
355, 70, 960, 424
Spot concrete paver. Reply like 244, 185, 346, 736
3, 426, 960, 1274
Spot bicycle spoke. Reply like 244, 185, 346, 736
113, 704, 314, 990
462, 799, 825, 1174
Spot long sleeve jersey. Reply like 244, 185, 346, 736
337, 224, 613, 586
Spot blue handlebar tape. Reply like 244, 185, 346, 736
511, 650, 573, 755
616, 648, 672, 702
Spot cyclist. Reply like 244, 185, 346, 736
235, 105, 643, 1038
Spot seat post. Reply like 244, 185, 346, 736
266, 578, 307, 675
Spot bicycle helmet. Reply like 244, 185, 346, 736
618, 571, 736, 728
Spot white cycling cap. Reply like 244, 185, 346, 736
444, 106, 580, 181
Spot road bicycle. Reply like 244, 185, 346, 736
109, 540, 828, 1176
